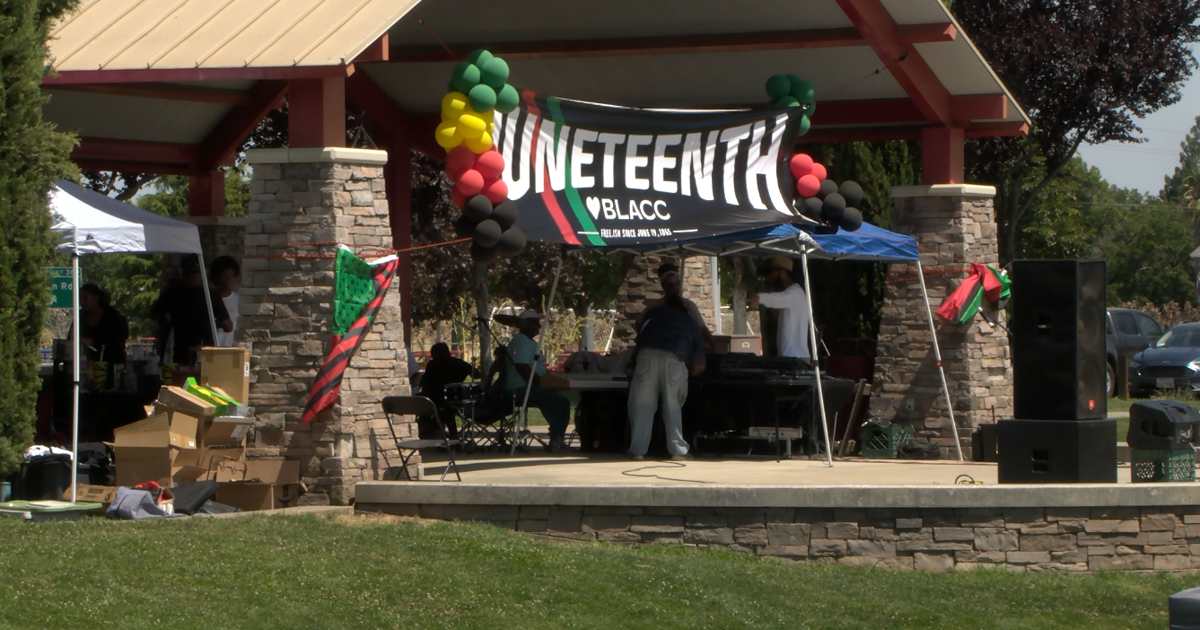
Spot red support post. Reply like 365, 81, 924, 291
921, 127, 965, 185
189, 169, 226, 216
288, 77, 346, 148
383, 133, 414, 348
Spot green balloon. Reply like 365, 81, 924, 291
495, 83, 520, 114
467, 49, 494, 67
797, 115, 811, 136
765, 74, 791, 100
468, 83, 497, 112
480, 57, 510, 90
450, 62, 482, 93
772, 96, 800, 109
790, 78, 815, 104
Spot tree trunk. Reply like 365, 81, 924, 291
732, 257, 748, 334
470, 261, 492, 375
582, 303, 595, 351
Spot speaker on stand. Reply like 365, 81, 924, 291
998, 260, 1117, 484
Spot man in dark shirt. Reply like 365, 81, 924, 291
627, 293, 707, 461
418, 343, 480, 439
79, 283, 128, 364
152, 254, 232, 367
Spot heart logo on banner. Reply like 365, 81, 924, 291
585, 196, 601, 220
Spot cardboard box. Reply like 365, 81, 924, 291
172, 446, 247, 485
201, 347, 250, 406
63, 484, 117, 504
156, 385, 216, 419
215, 460, 301, 512
204, 415, 253, 447
112, 413, 199, 487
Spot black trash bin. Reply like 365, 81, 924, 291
12, 454, 72, 501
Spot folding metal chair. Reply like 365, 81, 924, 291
381, 396, 461, 482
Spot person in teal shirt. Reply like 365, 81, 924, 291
501, 310, 572, 453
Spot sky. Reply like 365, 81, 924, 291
1076, 45, 1200, 195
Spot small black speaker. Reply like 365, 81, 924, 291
1010, 260, 1107, 420
1126, 401, 1200, 450
971, 423, 999, 462
997, 418, 1117, 483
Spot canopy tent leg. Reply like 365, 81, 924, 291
917, 259, 963, 461
512, 252, 564, 456
799, 246, 834, 467
198, 251, 219, 349
70, 249, 80, 503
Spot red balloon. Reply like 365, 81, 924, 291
456, 169, 485, 196
789, 153, 814, 178
450, 188, 467, 208
796, 174, 821, 198
446, 146, 476, 180
474, 149, 506, 180
483, 177, 509, 204
809, 162, 827, 182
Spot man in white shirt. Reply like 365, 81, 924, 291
749, 256, 811, 365
211, 256, 241, 347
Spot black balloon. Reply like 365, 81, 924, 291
817, 179, 838, 199
492, 200, 519, 230
801, 197, 823, 220
839, 181, 864, 208
453, 216, 475, 238
821, 193, 846, 220
471, 242, 501, 264
497, 227, 527, 257
463, 195, 494, 223
474, 219, 502, 248
839, 207, 863, 232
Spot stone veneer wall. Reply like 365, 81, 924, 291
358, 502, 1200, 572
240, 148, 413, 505
187, 216, 247, 269
612, 254, 716, 348
870, 185, 1013, 457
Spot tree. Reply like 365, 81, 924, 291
0, 0, 80, 476
1162, 114, 1200, 202
953, 0, 1200, 264
1015, 157, 1112, 260
1102, 201, 1195, 306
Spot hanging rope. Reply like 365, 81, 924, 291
243, 236, 471, 260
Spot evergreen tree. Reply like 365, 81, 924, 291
1162, 115, 1200, 202
0, 0, 81, 476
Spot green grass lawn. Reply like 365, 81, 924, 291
0, 514, 1191, 629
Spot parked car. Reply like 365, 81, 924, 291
1127, 323, 1200, 397
1107, 308, 1165, 397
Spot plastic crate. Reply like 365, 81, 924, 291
860, 424, 915, 459
1131, 447, 1197, 483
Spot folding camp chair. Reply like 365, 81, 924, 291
458, 345, 522, 451
381, 396, 461, 482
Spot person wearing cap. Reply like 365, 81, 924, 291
627, 292, 707, 461
151, 254, 233, 367
638, 263, 715, 352
749, 256, 812, 365
500, 309, 572, 452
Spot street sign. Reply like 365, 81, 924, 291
46, 267, 74, 309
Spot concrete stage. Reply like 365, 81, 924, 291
355, 451, 1200, 573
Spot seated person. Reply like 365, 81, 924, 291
417, 343, 480, 439
500, 310, 572, 453
78, 283, 128, 365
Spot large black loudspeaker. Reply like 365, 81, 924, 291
997, 418, 1117, 483
1010, 260, 1107, 420
1126, 401, 1200, 450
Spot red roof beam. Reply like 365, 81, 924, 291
353, 33, 389, 63
199, 80, 288, 168
389, 23, 956, 63
836, 0, 952, 125
43, 64, 354, 86
73, 137, 199, 170
44, 82, 250, 106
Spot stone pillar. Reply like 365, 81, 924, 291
682, 257, 717, 332
184, 216, 247, 269
611, 254, 715, 349
240, 147, 413, 505
869, 185, 1012, 457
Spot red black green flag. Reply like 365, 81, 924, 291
936, 263, 1011, 326
302, 247, 399, 424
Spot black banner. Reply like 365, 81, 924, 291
496, 94, 805, 247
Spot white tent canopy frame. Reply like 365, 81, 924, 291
49, 179, 218, 502
517, 225, 963, 466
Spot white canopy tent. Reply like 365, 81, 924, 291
48, 179, 217, 502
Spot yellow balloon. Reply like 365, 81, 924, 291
465, 129, 493, 153
486, 119, 495, 134
441, 92, 469, 122
457, 113, 486, 140
435, 121, 462, 149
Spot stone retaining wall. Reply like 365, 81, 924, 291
358, 502, 1200, 572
